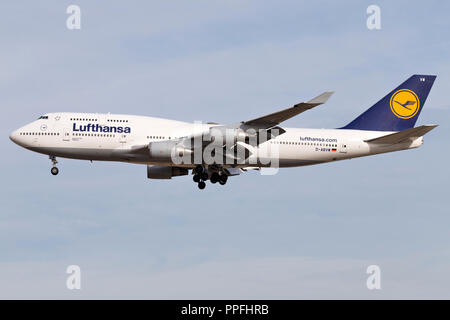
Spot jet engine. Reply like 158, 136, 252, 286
146, 165, 189, 179
148, 141, 192, 162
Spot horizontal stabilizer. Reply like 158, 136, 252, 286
364, 124, 438, 144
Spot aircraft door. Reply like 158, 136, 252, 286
339, 142, 348, 153
118, 133, 130, 148
62, 128, 70, 141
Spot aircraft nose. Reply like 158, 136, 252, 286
9, 130, 17, 143
9, 129, 21, 145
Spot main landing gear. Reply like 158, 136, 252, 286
49, 155, 59, 176
192, 165, 228, 190
193, 165, 206, 189
210, 172, 228, 185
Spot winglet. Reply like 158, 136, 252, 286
306, 91, 334, 105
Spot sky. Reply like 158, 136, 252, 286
1, 0, 450, 299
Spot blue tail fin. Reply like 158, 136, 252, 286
341, 75, 436, 131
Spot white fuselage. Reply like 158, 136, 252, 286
9, 112, 423, 168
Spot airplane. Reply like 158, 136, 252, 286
10, 74, 437, 190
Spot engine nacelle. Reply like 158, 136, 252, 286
148, 141, 192, 162
147, 165, 189, 179
207, 127, 259, 146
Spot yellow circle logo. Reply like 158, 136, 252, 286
390, 89, 420, 119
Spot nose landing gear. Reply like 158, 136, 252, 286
49, 155, 59, 175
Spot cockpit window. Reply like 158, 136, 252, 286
38, 116, 49, 120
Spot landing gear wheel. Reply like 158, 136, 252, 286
219, 174, 228, 185
193, 174, 200, 183
198, 181, 206, 190
210, 172, 220, 184
194, 165, 204, 175
201, 172, 209, 181
49, 155, 59, 175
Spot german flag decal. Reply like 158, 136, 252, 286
331, 148, 337, 152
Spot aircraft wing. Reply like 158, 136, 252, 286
238, 91, 334, 129
129, 92, 334, 154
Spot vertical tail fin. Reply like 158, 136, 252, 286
341, 75, 436, 131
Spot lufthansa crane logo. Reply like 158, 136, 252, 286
390, 89, 420, 119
